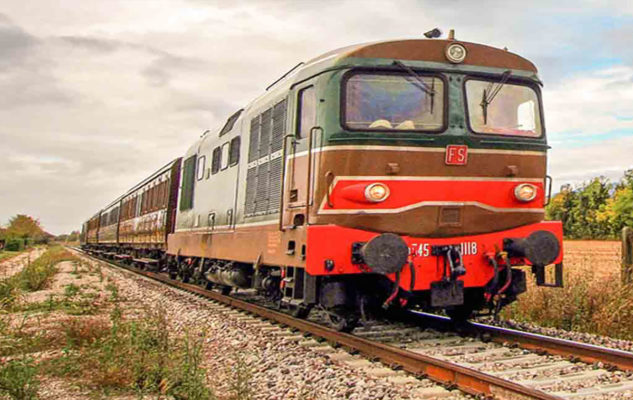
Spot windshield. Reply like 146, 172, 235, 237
344, 73, 444, 131
466, 79, 542, 137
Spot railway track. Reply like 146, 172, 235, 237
73, 248, 633, 400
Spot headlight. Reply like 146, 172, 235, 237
365, 183, 390, 202
514, 183, 537, 202
445, 43, 467, 63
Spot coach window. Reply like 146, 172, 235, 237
229, 136, 240, 166
220, 142, 230, 170
211, 147, 221, 175
297, 86, 316, 139
196, 156, 206, 181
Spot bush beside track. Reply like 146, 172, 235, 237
502, 240, 633, 340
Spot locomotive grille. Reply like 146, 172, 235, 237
245, 167, 258, 216
248, 116, 260, 163
271, 100, 286, 153
268, 156, 283, 212
245, 98, 287, 217
255, 161, 269, 214
259, 109, 272, 159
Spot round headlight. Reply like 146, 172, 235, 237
445, 43, 467, 63
514, 183, 537, 202
365, 183, 390, 203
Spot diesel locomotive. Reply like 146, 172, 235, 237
81, 35, 564, 331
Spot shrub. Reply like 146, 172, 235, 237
4, 239, 24, 252
0, 358, 39, 400
503, 257, 633, 340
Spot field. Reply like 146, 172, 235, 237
563, 240, 622, 279
503, 240, 633, 340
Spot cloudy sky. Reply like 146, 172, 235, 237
1, 0, 632, 234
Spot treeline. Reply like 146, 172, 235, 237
0, 214, 52, 251
546, 170, 633, 239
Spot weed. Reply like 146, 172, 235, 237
503, 253, 633, 340
64, 283, 80, 299
105, 283, 118, 302
0, 357, 39, 400
229, 353, 253, 400
169, 332, 215, 400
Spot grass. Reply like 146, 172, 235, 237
502, 252, 633, 340
0, 357, 39, 400
42, 298, 215, 399
0, 248, 253, 399
0, 246, 78, 310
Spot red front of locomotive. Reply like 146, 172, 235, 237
304, 165, 564, 318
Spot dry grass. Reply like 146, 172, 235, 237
502, 240, 633, 340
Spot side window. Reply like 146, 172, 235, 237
297, 86, 316, 139
229, 137, 240, 166
179, 155, 196, 211
196, 156, 206, 181
219, 109, 243, 136
212, 147, 221, 175
221, 142, 230, 170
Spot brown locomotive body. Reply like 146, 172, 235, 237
82, 37, 564, 330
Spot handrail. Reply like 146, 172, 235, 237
278, 133, 295, 232
305, 127, 323, 225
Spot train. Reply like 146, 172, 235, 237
81, 33, 564, 331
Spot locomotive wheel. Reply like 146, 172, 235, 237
291, 304, 312, 319
325, 307, 358, 333
221, 286, 232, 295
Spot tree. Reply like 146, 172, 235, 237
5, 215, 44, 240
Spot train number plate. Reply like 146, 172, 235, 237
445, 145, 468, 165
409, 242, 478, 257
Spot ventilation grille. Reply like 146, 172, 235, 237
248, 117, 260, 163
268, 156, 283, 212
244, 99, 287, 217
245, 167, 258, 216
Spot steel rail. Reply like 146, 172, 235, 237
409, 311, 633, 372
74, 248, 562, 400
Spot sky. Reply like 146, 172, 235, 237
1, 0, 632, 234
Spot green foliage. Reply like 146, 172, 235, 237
0, 358, 39, 400
5, 215, 48, 244
546, 170, 633, 239
4, 239, 25, 252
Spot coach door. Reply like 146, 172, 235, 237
283, 85, 316, 228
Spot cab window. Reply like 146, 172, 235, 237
344, 72, 444, 132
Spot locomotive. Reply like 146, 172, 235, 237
81, 34, 564, 331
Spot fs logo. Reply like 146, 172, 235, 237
445, 145, 468, 166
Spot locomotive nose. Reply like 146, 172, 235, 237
504, 230, 560, 266
359, 233, 409, 274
